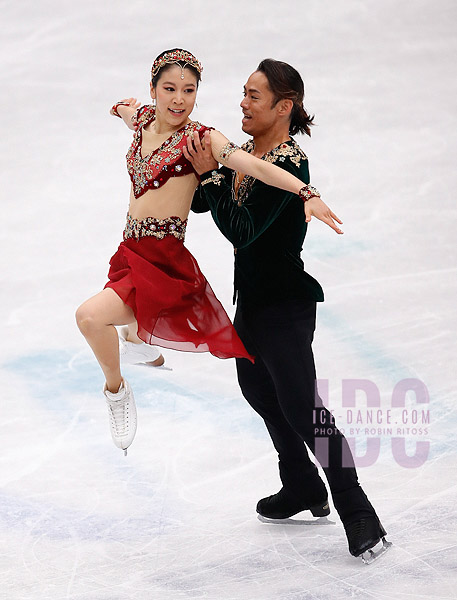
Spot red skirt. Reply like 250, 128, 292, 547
104, 235, 254, 362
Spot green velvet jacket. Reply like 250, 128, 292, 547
191, 139, 324, 308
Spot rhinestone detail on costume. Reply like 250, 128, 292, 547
298, 184, 321, 201
219, 141, 239, 161
201, 171, 225, 187
232, 139, 308, 206
126, 105, 213, 198
123, 215, 187, 241
151, 50, 203, 79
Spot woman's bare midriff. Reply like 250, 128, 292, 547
128, 173, 199, 221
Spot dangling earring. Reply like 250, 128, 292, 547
152, 98, 156, 108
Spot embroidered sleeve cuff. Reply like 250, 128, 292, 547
298, 184, 321, 202
218, 141, 239, 161
110, 101, 131, 118
200, 170, 226, 187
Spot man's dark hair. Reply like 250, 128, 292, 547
257, 58, 314, 137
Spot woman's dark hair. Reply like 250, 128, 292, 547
151, 48, 201, 88
256, 58, 314, 136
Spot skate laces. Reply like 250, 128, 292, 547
119, 339, 145, 357
106, 397, 131, 438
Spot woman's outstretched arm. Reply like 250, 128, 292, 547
209, 129, 305, 191
185, 129, 343, 234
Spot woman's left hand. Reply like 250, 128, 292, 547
305, 196, 344, 234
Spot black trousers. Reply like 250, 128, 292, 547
234, 298, 377, 521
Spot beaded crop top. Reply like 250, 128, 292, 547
126, 105, 213, 199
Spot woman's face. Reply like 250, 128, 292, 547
151, 65, 198, 128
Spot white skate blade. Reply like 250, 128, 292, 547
257, 514, 335, 526
361, 537, 392, 564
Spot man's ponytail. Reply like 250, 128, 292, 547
257, 58, 314, 137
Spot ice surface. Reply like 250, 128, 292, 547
1, 0, 457, 598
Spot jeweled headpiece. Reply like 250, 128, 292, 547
151, 50, 203, 80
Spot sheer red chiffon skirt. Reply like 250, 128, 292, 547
104, 235, 254, 362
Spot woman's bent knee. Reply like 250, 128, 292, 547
76, 289, 134, 337
75, 302, 103, 336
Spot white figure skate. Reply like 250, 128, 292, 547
119, 327, 164, 367
103, 379, 137, 456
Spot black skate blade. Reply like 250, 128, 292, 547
361, 537, 392, 564
257, 514, 335, 526
124, 449, 128, 457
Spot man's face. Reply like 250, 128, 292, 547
240, 71, 278, 136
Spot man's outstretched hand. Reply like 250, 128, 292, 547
183, 130, 218, 175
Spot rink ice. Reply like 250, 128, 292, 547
1, 0, 457, 598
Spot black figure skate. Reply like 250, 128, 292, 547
256, 488, 331, 525
344, 517, 392, 564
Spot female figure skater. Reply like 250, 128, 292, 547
75, 48, 342, 456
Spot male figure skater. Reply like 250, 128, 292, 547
185, 58, 390, 561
